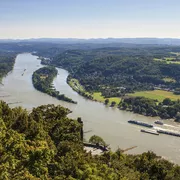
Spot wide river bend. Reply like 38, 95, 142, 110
1, 53, 180, 164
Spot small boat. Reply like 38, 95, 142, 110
141, 129, 159, 135
155, 120, 163, 125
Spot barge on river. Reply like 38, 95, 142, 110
141, 129, 159, 135
157, 129, 180, 137
128, 120, 153, 128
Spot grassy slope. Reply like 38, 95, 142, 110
68, 78, 85, 92
128, 90, 180, 102
68, 78, 121, 104
163, 77, 176, 83
69, 79, 180, 103
93, 92, 121, 104
154, 55, 180, 64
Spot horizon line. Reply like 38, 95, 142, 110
1, 37, 180, 40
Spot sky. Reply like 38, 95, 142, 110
0, 0, 180, 39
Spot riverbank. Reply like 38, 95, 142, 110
67, 76, 180, 122
67, 76, 121, 106
0, 54, 16, 83
67, 75, 180, 123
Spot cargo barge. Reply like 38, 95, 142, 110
141, 129, 159, 135
128, 120, 153, 128
157, 129, 180, 137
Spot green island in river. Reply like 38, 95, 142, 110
32, 66, 77, 104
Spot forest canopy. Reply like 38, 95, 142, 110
0, 101, 179, 179
49, 48, 180, 95
0, 52, 16, 81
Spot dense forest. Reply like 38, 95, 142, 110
49, 47, 180, 95
39, 46, 180, 120
32, 66, 76, 104
0, 52, 16, 81
0, 101, 180, 179
119, 97, 180, 120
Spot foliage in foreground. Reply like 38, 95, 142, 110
0, 101, 180, 179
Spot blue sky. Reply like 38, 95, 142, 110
0, 0, 180, 39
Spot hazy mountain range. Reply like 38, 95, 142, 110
1, 38, 180, 45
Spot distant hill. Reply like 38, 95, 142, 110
1, 38, 180, 45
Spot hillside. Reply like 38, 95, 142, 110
0, 101, 180, 179
50, 46, 180, 95
2, 38, 180, 45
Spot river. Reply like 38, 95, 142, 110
1, 53, 180, 164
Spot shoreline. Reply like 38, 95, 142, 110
67, 76, 180, 123
67, 76, 121, 106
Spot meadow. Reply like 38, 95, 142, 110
68, 78, 121, 104
92, 92, 121, 104
128, 90, 180, 102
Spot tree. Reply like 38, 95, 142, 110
111, 101, 116, 107
89, 135, 106, 146
121, 102, 128, 110
163, 98, 172, 105
77, 117, 83, 141
104, 99, 109, 105
160, 112, 170, 119
141, 107, 146, 114
175, 112, 180, 122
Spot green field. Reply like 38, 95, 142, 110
68, 78, 121, 105
128, 90, 180, 102
163, 77, 176, 83
167, 61, 180, 64
170, 52, 180, 56
68, 78, 85, 92
93, 92, 121, 105
153, 56, 180, 64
